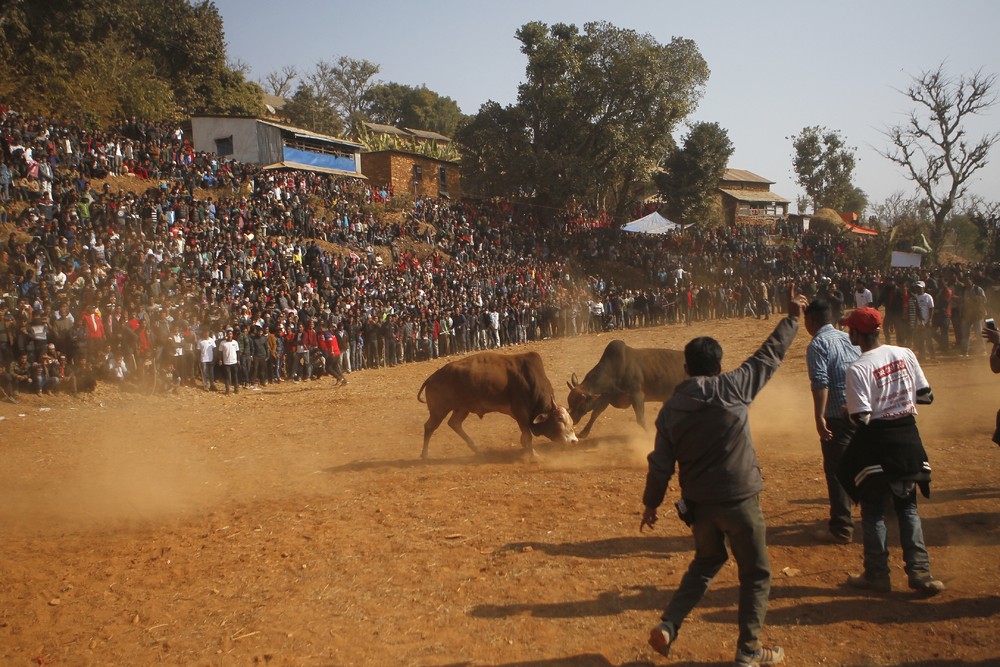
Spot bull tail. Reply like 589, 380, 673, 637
417, 378, 429, 403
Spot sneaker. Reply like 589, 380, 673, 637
847, 573, 891, 593
735, 645, 785, 666
909, 575, 945, 595
813, 528, 851, 544
647, 623, 674, 657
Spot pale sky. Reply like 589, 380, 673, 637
214, 0, 1000, 212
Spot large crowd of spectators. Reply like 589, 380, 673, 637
2, 106, 999, 400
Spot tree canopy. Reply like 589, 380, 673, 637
789, 126, 860, 213
456, 21, 709, 220
363, 83, 465, 137
281, 83, 345, 138
0, 0, 264, 125
656, 122, 733, 225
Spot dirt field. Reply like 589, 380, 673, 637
1, 316, 998, 667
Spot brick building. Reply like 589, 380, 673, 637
359, 123, 461, 198
361, 150, 461, 198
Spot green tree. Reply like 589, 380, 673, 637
282, 83, 344, 137
0, 0, 263, 124
880, 63, 999, 264
364, 83, 465, 136
655, 122, 733, 225
454, 101, 532, 199
125, 0, 263, 116
457, 21, 708, 219
307, 56, 380, 133
960, 195, 1000, 260
789, 126, 858, 212
842, 186, 869, 218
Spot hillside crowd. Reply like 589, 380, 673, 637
2, 106, 998, 399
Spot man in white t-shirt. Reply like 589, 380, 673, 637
218, 328, 240, 395
196, 329, 217, 391
853, 280, 873, 309
837, 307, 944, 595
909, 281, 935, 361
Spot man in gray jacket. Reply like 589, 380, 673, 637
641, 293, 807, 666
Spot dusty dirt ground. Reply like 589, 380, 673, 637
1, 316, 999, 667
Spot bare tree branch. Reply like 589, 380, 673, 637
262, 65, 298, 97
878, 62, 999, 261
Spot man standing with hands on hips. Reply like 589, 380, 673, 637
640, 291, 808, 666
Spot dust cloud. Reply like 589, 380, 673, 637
0, 407, 225, 532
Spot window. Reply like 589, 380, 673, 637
438, 166, 448, 194
413, 164, 422, 181
215, 136, 233, 156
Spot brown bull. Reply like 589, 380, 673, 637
418, 351, 578, 458
567, 339, 686, 438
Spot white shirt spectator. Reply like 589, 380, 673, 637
846, 344, 929, 421
198, 337, 216, 363
914, 292, 934, 324
219, 338, 239, 365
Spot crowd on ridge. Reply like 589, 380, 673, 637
1, 106, 999, 399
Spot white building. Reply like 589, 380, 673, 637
190, 116, 365, 178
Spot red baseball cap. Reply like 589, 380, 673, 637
840, 307, 882, 334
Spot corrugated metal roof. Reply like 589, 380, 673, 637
719, 187, 790, 203
363, 121, 411, 137
363, 149, 459, 165
263, 162, 367, 179
257, 119, 364, 148
402, 127, 451, 143
721, 168, 773, 184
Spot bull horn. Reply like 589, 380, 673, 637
571, 372, 579, 387
532, 412, 548, 425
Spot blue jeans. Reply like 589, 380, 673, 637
661, 495, 771, 654
200, 361, 215, 389
859, 477, 931, 581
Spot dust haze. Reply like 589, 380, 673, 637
2, 317, 999, 665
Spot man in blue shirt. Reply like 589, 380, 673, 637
805, 299, 861, 543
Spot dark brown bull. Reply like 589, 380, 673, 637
567, 340, 686, 438
418, 351, 578, 458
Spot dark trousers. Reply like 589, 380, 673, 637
661, 494, 771, 654
326, 354, 346, 382
822, 417, 856, 538
252, 357, 268, 384
221, 363, 238, 394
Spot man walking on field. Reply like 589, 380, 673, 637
837, 307, 944, 595
640, 292, 808, 666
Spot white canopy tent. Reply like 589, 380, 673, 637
621, 211, 683, 234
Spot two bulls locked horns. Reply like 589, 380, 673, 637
417, 341, 686, 458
